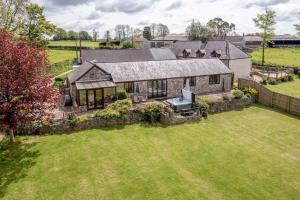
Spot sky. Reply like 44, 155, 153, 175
32, 0, 300, 38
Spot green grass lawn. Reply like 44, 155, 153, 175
1, 105, 300, 200
46, 50, 76, 77
251, 48, 300, 68
267, 77, 300, 98
47, 49, 77, 64
48, 40, 99, 48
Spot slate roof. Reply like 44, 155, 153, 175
95, 59, 231, 83
67, 61, 95, 84
81, 48, 176, 63
172, 41, 250, 60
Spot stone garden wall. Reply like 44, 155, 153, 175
15, 96, 255, 135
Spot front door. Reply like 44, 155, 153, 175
87, 90, 95, 109
95, 89, 104, 108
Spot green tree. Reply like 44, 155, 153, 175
143, 26, 151, 40
79, 30, 92, 40
92, 29, 98, 41
67, 30, 78, 40
19, 3, 56, 47
294, 13, 300, 37
186, 19, 213, 40
0, 0, 29, 32
53, 27, 67, 40
157, 24, 170, 38
207, 18, 236, 37
253, 9, 276, 66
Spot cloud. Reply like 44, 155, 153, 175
46, 0, 93, 6
95, 0, 159, 14
243, 0, 290, 9
86, 12, 102, 20
165, 1, 182, 10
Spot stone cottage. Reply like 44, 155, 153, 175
66, 59, 232, 110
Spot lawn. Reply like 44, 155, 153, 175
48, 40, 99, 48
267, 76, 300, 98
1, 105, 300, 200
47, 49, 77, 64
251, 48, 300, 68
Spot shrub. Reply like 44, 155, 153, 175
54, 77, 64, 82
287, 74, 294, 82
94, 99, 132, 120
95, 108, 121, 119
233, 90, 244, 99
65, 113, 79, 128
116, 90, 128, 100
268, 79, 278, 85
139, 102, 165, 123
106, 99, 132, 116
281, 76, 288, 82
196, 99, 210, 119
298, 72, 300, 78
260, 78, 268, 85
242, 87, 258, 96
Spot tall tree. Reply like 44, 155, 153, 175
0, 30, 59, 143
253, 9, 276, 65
157, 24, 170, 38
186, 19, 213, 40
114, 24, 131, 40
207, 18, 236, 37
67, 30, 78, 40
104, 30, 111, 42
53, 27, 67, 40
134, 28, 143, 37
294, 13, 300, 37
143, 26, 151, 40
0, 0, 29, 32
92, 29, 98, 41
19, 3, 56, 47
79, 31, 92, 40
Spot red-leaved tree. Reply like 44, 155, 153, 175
0, 30, 59, 143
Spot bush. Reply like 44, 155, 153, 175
233, 90, 244, 99
116, 90, 128, 100
281, 76, 288, 82
121, 41, 134, 49
298, 72, 300, 78
195, 99, 210, 119
94, 99, 132, 120
95, 108, 121, 119
54, 77, 64, 82
260, 78, 268, 85
138, 102, 165, 123
287, 74, 294, 82
106, 99, 132, 116
268, 79, 278, 85
65, 113, 79, 128
242, 87, 258, 96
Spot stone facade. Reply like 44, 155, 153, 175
80, 66, 108, 81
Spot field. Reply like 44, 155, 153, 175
251, 48, 300, 67
1, 105, 300, 200
47, 49, 77, 64
48, 40, 99, 48
267, 76, 300, 98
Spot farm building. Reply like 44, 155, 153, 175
67, 59, 232, 110
171, 40, 251, 80
243, 34, 300, 48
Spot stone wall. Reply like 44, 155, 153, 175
15, 96, 255, 135
17, 111, 144, 135
208, 96, 255, 113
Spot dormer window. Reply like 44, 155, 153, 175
183, 49, 192, 58
211, 50, 222, 58
196, 49, 206, 58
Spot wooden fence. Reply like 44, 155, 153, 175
238, 78, 300, 117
